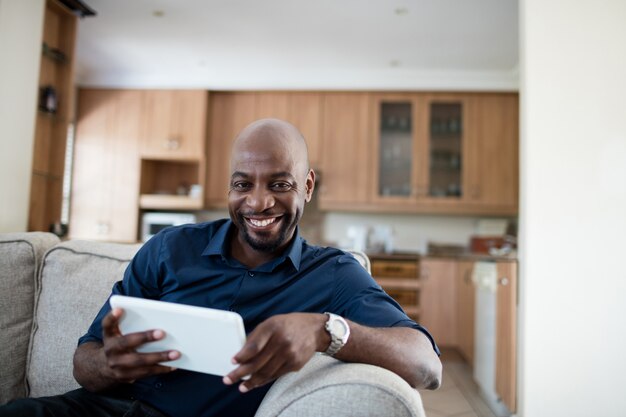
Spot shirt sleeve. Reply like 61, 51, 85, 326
328, 253, 440, 355
77, 232, 166, 346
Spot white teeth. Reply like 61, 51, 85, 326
248, 217, 277, 227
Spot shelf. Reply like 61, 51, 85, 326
42, 43, 67, 64
139, 194, 203, 210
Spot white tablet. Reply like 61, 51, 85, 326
109, 295, 246, 377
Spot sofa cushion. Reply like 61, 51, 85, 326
255, 354, 426, 417
26, 240, 141, 398
0, 232, 60, 405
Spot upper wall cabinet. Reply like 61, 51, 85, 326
140, 90, 208, 160
464, 94, 519, 213
318, 93, 371, 208
205, 92, 324, 208
366, 93, 518, 215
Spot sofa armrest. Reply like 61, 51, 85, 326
255, 353, 426, 417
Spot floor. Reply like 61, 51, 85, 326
419, 349, 500, 417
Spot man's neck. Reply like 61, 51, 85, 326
229, 232, 290, 269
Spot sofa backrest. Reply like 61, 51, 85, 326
0, 233, 60, 404
26, 239, 141, 398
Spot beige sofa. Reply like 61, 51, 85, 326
0, 232, 426, 416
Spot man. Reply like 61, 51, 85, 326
1, 119, 441, 417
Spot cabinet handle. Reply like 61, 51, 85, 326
498, 277, 509, 286
464, 269, 472, 284
164, 137, 180, 150
420, 266, 430, 280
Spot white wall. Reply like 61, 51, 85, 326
0, 0, 45, 232
519, 1, 626, 416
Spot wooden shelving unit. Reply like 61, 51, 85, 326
28, 0, 77, 232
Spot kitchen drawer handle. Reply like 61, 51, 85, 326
498, 277, 509, 286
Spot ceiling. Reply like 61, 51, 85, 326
76, 0, 519, 91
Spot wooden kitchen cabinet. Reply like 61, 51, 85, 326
419, 258, 458, 347
206, 93, 257, 207
464, 94, 519, 213
70, 89, 142, 242
254, 92, 324, 168
369, 255, 420, 320
368, 93, 517, 215
140, 90, 207, 160
205, 92, 324, 208
496, 261, 517, 413
456, 260, 476, 364
318, 93, 370, 208
369, 94, 468, 210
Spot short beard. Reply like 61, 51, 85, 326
237, 212, 294, 253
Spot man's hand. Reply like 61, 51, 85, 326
73, 308, 180, 392
223, 313, 329, 393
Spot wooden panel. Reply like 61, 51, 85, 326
456, 260, 475, 365
206, 92, 257, 206
465, 94, 519, 212
419, 258, 458, 347
496, 261, 517, 413
288, 93, 322, 168
70, 89, 141, 242
141, 90, 207, 160
319, 93, 370, 206
256, 92, 290, 120
28, 174, 48, 232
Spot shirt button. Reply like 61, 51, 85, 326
155, 382, 163, 389
248, 271, 255, 277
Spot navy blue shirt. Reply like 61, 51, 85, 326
80, 219, 438, 417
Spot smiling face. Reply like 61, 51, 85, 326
228, 119, 315, 264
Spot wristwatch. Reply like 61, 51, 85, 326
323, 313, 350, 356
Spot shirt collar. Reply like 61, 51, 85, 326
201, 219, 303, 271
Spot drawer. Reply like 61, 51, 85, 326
371, 260, 418, 278
385, 289, 418, 308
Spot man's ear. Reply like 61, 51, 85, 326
304, 169, 315, 202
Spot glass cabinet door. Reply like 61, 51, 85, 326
428, 102, 463, 198
378, 102, 413, 197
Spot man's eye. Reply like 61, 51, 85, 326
271, 182, 292, 191
231, 182, 251, 191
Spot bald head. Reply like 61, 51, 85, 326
231, 118, 309, 172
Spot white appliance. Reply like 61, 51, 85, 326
141, 212, 197, 242
473, 262, 511, 417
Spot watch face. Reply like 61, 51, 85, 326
330, 319, 348, 338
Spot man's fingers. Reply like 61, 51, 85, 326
232, 329, 272, 365
102, 308, 124, 338
105, 329, 166, 354
236, 354, 287, 393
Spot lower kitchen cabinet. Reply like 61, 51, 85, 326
369, 254, 420, 320
496, 261, 517, 413
456, 260, 476, 364
419, 257, 517, 413
419, 258, 458, 347
70, 89, 142, 242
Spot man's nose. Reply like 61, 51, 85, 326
245, 186, 275, 212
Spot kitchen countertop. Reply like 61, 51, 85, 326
366, 251, 517, 262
